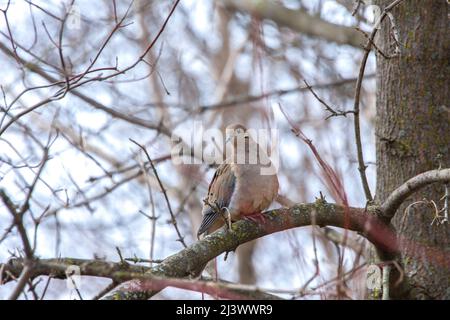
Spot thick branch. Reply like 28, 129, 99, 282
1, 258, 150, 281
380, 168, 450, 221
102, 202, 396, 299
8, 170, 444, 299
2, 202, 393, 299
4, 169, 445, 299
1, 258, 281, 300
221, 0, 365, 48
151, 203, 390, 277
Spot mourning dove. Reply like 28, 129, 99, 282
197, 124, 279, 237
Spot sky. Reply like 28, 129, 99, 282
0, 0, 377, 299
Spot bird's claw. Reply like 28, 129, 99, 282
244, 212, 267, 225
222, 207, 233, 232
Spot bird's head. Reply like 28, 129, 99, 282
225, 123, 249, 144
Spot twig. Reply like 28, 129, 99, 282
115, 247, 125, 263
381, 168, 450, 221
68, 1, 135, 87
194, 75, 374, 114
351, 0, 406, 203
137, 153, 158, 266
46, 169, 143, 216
56, 0, 75, 91
322, 227, 368, 260
67, 273, 83, 300
356, 27, 394, 59
26, 278, 40, 300
125, 257, 163, 264
300, 213, 320, 293
24, 0, 62, 21
278, 103, 348, 205
303, 80, 354, 119
130, 139, 187, 248
353, 54, 373, 202
92, 281, 118, 300
0, 1, 21, 65
0, 96, 60, 136
8, 264, 33, 300
0, 190, 33, 258
0, 135, 52, 299
0, 0, 181, 136
351, 0, 364, 16
39, 275, 53, 300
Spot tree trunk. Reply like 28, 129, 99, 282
375, 0, 450, 299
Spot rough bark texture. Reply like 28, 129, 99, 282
375, 0, 450, 299
99, 202, 394, 299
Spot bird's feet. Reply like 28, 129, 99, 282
243, 212, 267, 225
222, 207, 233, 232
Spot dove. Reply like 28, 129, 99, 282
197, 124, 279, 237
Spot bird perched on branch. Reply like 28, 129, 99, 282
197, 124, 279, 237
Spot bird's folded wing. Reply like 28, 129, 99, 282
198, 163, 236, 236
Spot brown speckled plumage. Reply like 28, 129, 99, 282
198, 124, 278, 236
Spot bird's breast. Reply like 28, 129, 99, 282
229, 164, 278, 216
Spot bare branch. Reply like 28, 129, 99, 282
0, 0, 181, 136
0, 190, 33, 258
130, 139, 187, 248
303, 80, 354, 119
351, 0, 406, 203
1, 257, 281, 300
221, 0, 365, 48
4, 175, 448, 300
101, 201, 396, 299
380, 168, 450, 221
8, 263, 34, 300
192, 75, 374, 114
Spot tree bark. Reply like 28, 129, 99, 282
375, 0, 450, 299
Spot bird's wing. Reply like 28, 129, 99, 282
197, 163, 236, 236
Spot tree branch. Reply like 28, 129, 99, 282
4, 165, 448, 300
221, 0, 366, 48
130, 139, 187, 248
380, 168, 450, 221
100, 201, 395, 299
351, 0, 406, 203
1, 258, 281, 300
1, 258, 151, 282
2, 202, 389, 299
